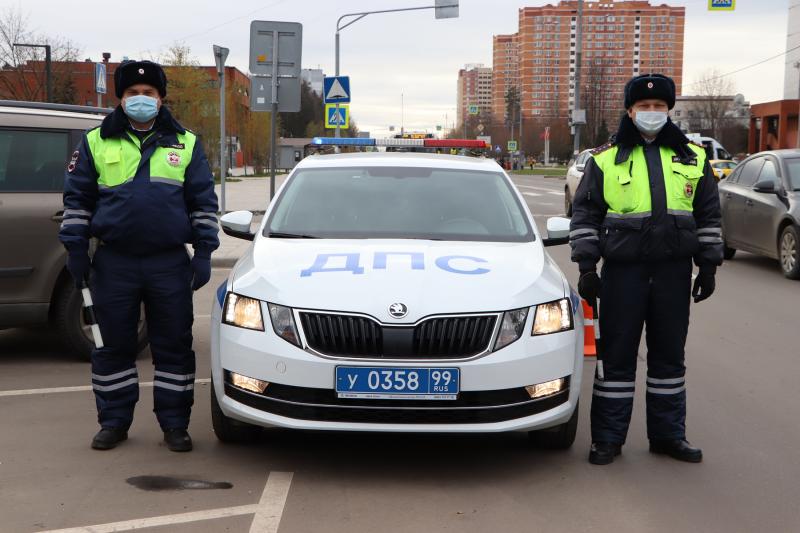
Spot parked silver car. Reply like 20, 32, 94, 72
719, 149, 800, 279
564, 149, 592, 217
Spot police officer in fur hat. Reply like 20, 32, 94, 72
59, 60, 219, 452
569, 73, 723, 465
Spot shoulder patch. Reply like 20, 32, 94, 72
590, 142, 613, 155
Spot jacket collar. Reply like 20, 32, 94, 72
99, 105, 186, 140
612, 114, 694, 165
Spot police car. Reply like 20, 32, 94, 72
210, 138, 584, 449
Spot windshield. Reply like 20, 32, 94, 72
787, 158, 800, 190
266, 166, 534, 242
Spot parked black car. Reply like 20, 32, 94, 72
719, 149, 800, 279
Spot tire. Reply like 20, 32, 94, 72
211, 380, 262, 443
528, 400, 579, 450
52, 280, 148, 361
723, 244, 736, 260
564, 187, 573, 217
779, 225, 800, 280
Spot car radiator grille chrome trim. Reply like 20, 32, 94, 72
297, 311, 499, 360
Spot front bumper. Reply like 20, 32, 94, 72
211, 298, 584, 433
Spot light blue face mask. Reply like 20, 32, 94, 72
634, 111, 668, 137
123, 95, 159, 123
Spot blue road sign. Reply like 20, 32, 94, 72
95, 62, 107, 94
325, 104, 350, 128
323, 76, 350, 103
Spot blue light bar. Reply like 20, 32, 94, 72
312, 137, 376, 146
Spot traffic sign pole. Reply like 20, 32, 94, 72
270, 30, 279, 199
213, 45, 229, 213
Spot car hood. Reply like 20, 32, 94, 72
231, 238, 567, 323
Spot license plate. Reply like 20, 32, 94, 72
335, 366, 460, 400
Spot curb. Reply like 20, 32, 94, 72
211, 257, 239, 268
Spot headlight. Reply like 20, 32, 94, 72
493, 307, 529, 351
229, 371, 269, 394
532, 298, 573, 336
267, 303, 301, 347
223, 293, 264, 331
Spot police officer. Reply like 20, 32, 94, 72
59, 60, 219, 452
570, 74, 723, 465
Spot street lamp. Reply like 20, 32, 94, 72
334, 0, 459, 138
13, 42, 52, 102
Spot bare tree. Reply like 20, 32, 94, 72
689, 69, 735, 140
583, 59, 617, 146
0, 6, 81, 102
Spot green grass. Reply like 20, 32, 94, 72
511, 168, 567, 176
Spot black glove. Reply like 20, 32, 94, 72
692, 268, 716, 303
66, 252, 90, 288
578, 270, 601, 302
191, 253, 211, 291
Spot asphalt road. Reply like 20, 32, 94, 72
1, 174, 798, 532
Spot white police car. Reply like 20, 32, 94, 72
211, 144, 584, 449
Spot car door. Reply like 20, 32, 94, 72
0, 126, 71, 313
720, 157, 763, 250
742, 157, 786, 257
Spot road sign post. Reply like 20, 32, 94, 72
213, 44, 229, 213
250, 21, 302, 200
94, 62, 107, 108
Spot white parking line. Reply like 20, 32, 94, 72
516, 184, 557, 193
0, 379, 211, 398
250, 471, 294, 533
522, 192, 542, 197
38, 470, 294, 533
39, 505, 260, 533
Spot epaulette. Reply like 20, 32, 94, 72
590, 142, 613, 155
690, 141, 704, 149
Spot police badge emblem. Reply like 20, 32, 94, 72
167, 151, 181, 167
684, 182, 694, 197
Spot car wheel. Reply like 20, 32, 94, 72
211, 380, 262, 443
53, 281, 148, 361
564, 187, 573, 217
528, 400, 579, 450
779, 226, 800, 279
723, 243, 736, 260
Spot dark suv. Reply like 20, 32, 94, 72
0, 100, 147, 358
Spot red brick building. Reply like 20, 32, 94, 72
749, 100, 800, 153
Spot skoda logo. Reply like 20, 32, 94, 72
388, 303, 408, 319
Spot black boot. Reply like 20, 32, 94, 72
163, 428, 193, 452
649, 439, 702, 463
91, 427, 128, 450
589, 442, 621, 465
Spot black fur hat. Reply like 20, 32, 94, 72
114, 60, 167, 99
623, 73, 676, 109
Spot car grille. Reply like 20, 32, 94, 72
298, 312, 498, 359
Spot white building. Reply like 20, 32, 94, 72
672, 94, 750, 135
784, 0, 800, 100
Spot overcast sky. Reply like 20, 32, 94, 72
13, 0, 794, 137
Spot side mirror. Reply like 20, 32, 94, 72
753, 180, 776, 194
543, 216, 571, 247
576, 163, 585, 172
220, 210, 255, 241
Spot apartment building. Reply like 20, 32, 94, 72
456, 64, 493, 127
493, 0, 685, 127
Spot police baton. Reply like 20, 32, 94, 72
80, 279, 104, 349
591, 298, 604, 381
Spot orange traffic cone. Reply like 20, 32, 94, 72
581, 299, 597, 358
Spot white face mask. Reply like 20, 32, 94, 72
634, 111, 668, 137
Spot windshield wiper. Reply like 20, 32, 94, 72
268, 232, 319, 239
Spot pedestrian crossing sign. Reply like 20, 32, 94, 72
708, 0, 734, 10
325, 104, 350, 129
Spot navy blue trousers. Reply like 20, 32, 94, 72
89, 246, 195, 430
591, 259, 691, 444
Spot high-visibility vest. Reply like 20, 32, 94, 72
591, 143, 706, 219
86, 128, 197, 189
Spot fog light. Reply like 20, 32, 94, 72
231, 372, 269, 394
525, 377, 566, 399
